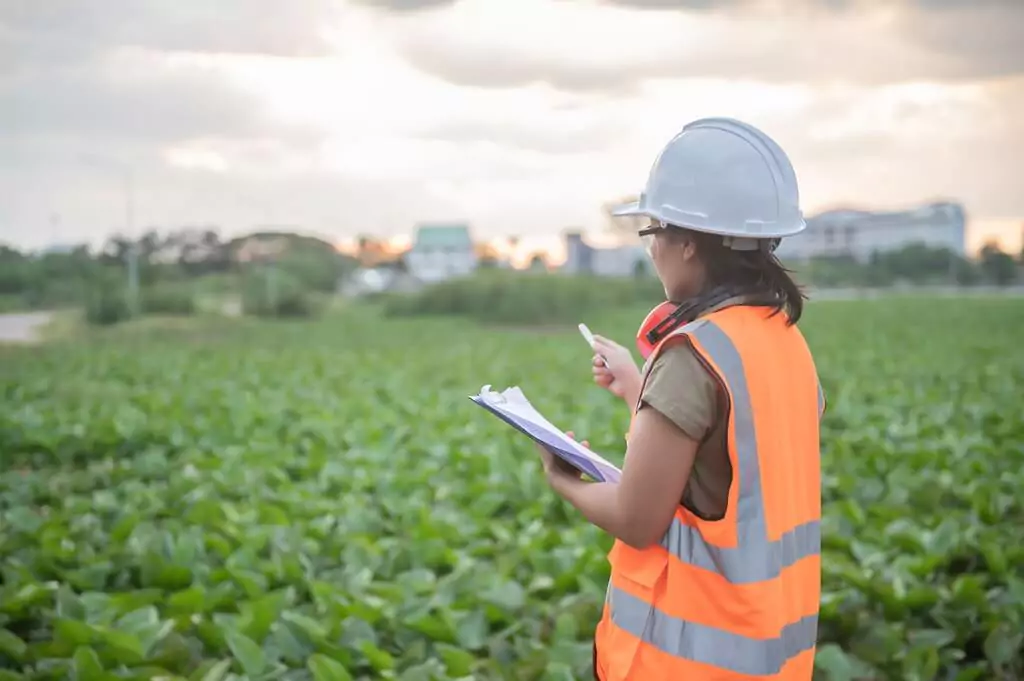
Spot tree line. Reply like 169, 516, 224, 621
0, 227, 1020, 321
790, 242, 1020, 288
0, 228, 363, 311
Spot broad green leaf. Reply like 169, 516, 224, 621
814, 643, 854, 681
97, 628, 146, 664
167, 586, 207, 615
436, 643, 475, 677
54, 619, 96, 647
71, 646, 104, 681
306, 653, 354, 681
903, 645, 940, 681
193, 659, 232, 681
359, 641, 394, 672
56, 586, 86, 621
225, 630, 267, 678
281, 610, 328, 640
482, 581, 526, 611
115, 606, 158, 634
542, 661, 576, 681
0, 628, 28, 662
1, 583, 50, 613
455, 610, 488, 651
907, 628, 956, 650
983, 625, 1024, 666
239, 592, 286, 642
552, 613, 578, 643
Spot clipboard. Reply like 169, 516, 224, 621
470, 384, 622, 483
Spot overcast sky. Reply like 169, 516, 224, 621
2, 0, 1022, 255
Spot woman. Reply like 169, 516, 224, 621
537, 118, 825, 681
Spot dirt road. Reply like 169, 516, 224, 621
0, 312, 54, 344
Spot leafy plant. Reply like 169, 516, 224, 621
1, 297, 1022, 680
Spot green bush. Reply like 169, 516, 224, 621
241, 267, 317, 318
83, 276, 132, 326
384, 271, 664, 325
141, 284, 197, 316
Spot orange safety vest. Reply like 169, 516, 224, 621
594, 304, 825, 681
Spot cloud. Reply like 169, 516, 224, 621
0, 0, 328, 173
350, 0, 458, 11
0, 150, 449, 247
391, 0, 1024, 92
0, 0, 334, 248
399, 40, 642, 94
0, 0, 339, 66
0, 51, 318, 148
764, 77, 1024, 218
410, 107, 624, 155
0, 0, 1020, 253
897, 4, 1024, 81
599, 0, 753, 9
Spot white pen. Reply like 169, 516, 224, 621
578, 323, 609, 367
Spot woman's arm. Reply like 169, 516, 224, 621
549, 405, 699, 549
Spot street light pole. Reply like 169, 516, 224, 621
123, 169, 140, 317
80, 153, 140, 315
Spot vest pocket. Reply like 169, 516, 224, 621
599, 542, 669, 680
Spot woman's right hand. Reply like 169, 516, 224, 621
591, 334, 642, 405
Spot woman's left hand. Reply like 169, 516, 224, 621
536, 431, 588, 484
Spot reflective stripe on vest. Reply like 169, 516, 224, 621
597, 311, 822, 680
609, 589, 818, 676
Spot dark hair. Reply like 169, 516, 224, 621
673, 228, 807, 325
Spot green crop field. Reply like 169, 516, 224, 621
1, 297, 1022, 681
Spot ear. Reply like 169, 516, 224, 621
679, 236, 698, 262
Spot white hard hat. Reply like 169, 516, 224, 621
613, 117, 805, 251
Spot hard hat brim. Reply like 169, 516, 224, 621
611, 199, 805, 239
610, 200, 644, 218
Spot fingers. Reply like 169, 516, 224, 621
565, 431, 589, 448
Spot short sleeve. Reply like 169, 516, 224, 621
638, 343, 719, 443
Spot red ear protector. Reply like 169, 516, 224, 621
635, 287, 744, 360
635, 301, 676, 360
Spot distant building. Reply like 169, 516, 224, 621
562, 231, 649, 277
340, 264, 421, 297
234, 235, 290, 263
776, 201, 967, 262
404, 223, 477, 283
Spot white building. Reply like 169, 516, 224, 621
340, 265, 421, 297
775, 201, 967, 263
404, 223, 478, 283
562, 231, 650, 277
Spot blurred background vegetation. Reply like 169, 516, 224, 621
0, 228, 1020, 329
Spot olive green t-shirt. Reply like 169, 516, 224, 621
636, 300, 750, 521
